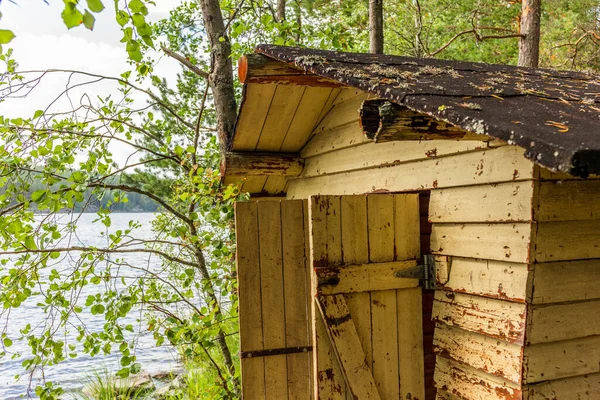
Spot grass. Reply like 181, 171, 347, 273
72, 369, 150, 400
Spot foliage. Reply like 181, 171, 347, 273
0, 45, 243, 397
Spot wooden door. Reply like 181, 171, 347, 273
309, 194, 425, 400
235, 200, 312, 400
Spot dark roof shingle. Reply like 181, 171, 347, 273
256, 44, 600, 177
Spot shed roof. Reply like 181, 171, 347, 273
239, 44, 600, 177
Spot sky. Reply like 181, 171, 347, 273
0, 0, 183, 163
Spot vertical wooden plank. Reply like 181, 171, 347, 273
394, 194, 425, 400
281, 87, 335, 152
394, 194, 421, 260
303, 200, 314, 398
310, 195, 346, 399
258, 201, 288, 399
397, 287, 425, 399
235, 201, 266, 399
232, 84, 277, 151
282, 200, 311, 400
368, 194, 400, 399
341, 196, 372, 367
256, 85, 306, 151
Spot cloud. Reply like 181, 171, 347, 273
0, 1, 184, 167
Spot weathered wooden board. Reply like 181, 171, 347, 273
331, 88, 364, 105
309, 195, 347, 399
312, 88, 343, 130
526, 299, 600, 344
394, 194, 422, 260
301, 122, 368, 158
433, 324, 523, 384
368, 195, 401, 399
429, 182, 535, 223
232, 83, 278, 151
281, 201, 312, 399
317, 295, 382, 399
235, 202, 266, 398
535, 180, 600, 221
397, 287, 425, 400
524, 371, 600, 400
224, 152, 304, 177
524, 335, 600, 383
431, 223, 533, 263
339, 196, 372, 369
531, 259, 600, 304
258, 202, 288, 398
534, 220, 600, 262
261, 175, 289, 195
432, 290, 527, 344
281, 87, 336, 152
435, 257, 529, 302
241, 176, 267, 194
316, 260, 419, 295
288, 146, 535, 198
256, 85, 306, 151
434, 356, 522, 400
392, 194, 425, 400
314, 314, 346, 399
302, 140, 488, 178
312, 94, 367, 135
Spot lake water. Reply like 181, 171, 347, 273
0, 213, 182, 399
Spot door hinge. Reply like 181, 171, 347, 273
394, 254, 436, 290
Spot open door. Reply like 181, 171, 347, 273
310, 194, 425, 400
235, 194, 424, 399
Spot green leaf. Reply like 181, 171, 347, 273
0, 30, 15, 45
61, 3, 84, 29
128, 0, 148, 15
85, 295, 95, 306
128, 48, 143, 62
116, 367, 129, 378
141, 35, 154, 48
31, 190, 47, 202
33, 110, 44, 119
86, 0, 105, 13
130, 362, 141, 374
24, 236, 37, 250
116, 10, 130, 27
3, 338, 12, 347
82, 10, 95, 30
90, 304, 105, 315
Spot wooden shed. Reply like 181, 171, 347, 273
223, 45, 600, 400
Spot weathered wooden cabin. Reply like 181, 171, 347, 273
222, 45, 600, 400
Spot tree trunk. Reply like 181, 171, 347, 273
199, 0, 238, 152
518, 0, 541, 67
277, 0, 286, 22
294, 0, 302, 43
196, 0, 240, 393
369, 0, 384, 54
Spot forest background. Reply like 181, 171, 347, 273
0, 0, 599, 398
